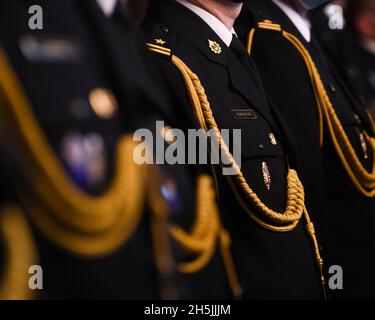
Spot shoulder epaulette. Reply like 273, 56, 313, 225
147, 41, 171, 57
145, 23, 176, 58
257, 20, 282, 32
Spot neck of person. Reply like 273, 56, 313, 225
189, 0, 242, 30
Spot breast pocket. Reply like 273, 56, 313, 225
218, 108, 288, 212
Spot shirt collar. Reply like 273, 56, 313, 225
272, 0, 311, 42
176, 0, 236, 47
96, 0, 118, 17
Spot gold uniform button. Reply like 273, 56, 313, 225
160, 25, 169, 32
89, 88, 118, 119
354, 113, 361, 124
269, 133, 277, 145
329, 83, 336, 93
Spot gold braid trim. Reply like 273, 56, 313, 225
0, 205, 38, 300
169, 175, 220, 272
0, 49, 147, 256
248, 22, 375, 197
147, 45, 325, 297
169, 54, 325, 298
169, 175, 242, 299
146, 44, 243, 297
171, 55, 305, 231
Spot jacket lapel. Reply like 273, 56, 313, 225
225, 49, 276, 125
150, 0, 279, 130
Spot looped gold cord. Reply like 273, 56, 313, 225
303, 206, 327, 300
0, 49, 148, 256
283, 31, 375, 197
168, 52, 325, 298
169, 175, 242, 298
0, 205, 38, 300
247, 23, 375, 197
171, 55, 305, 231
169, 175, 220, 272
147, 165, 183, 300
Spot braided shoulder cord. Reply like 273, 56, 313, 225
248, 21, 375, 197
171, 54, 326, 299
172, 55, 305, 231
169, 175, 242, 298
0, 49, 148, 256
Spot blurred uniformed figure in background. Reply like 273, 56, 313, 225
126, 0, 150, 23
143, 0, 326, 300
0, 0, 204, 299
236, 0, 375, 299
310, 0, 375, 124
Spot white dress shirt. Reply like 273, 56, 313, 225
176, 0, 236, 47
96, 0, 118, 17
272, 0, 311, 42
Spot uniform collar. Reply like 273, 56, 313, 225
96, 0, 118, 17
175, 0, 236, 47
145, 0, 282, 139
272, 0, 311, 42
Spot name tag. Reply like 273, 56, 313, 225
19, 35, 83, 63
231, 109, 258, 120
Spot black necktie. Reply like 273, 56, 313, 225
230, 35, 253, 71
111, 0, 125, 20
230, 35, 272, 105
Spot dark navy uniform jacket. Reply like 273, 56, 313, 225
0, 0, 196, 300
309, 8, 375, 123
236, 0, 375, 299
143, 0, 322, 300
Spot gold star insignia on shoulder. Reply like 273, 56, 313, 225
155, 39, 166, 45
208, 39, 222, 54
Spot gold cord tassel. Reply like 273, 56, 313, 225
168, 175, 242, 298
219, 229, 243, 299
147, 43, 325, 298
303, 206, 327, 300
